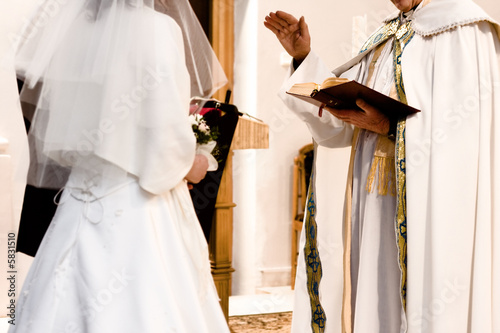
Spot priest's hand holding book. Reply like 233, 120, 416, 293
322, 99, 391, 136
285, 77, 419, 137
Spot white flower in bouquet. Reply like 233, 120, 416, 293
189, 114, 220, 171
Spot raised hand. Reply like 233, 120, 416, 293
264, 11, 311, 63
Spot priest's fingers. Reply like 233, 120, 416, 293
324, 107, 362, 124
265, 12, 291, 33
298, 16, 310, 39
353, 99, 390, 135
323, 106, 353, 120
324, 99, 376, 120
264, 19, 290, 38
264, 19, 281, 35
275, 10, 300, 26
355, 98, 378, 115
325, 99, 390, 135
292, 16, 311, 61
264, 14, 281, 28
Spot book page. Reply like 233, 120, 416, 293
321, 77, 350, 89
287, 82, 319, 96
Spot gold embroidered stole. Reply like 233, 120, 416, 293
393, 21, 415, 312
302, 11, 420, 333
365, 44, 397, 197
341, 17, 415, 332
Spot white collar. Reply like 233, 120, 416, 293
384, 0, 498, 37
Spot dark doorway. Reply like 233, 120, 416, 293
189, 0, 211, 39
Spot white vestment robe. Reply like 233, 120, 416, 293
280, 0, 500, 332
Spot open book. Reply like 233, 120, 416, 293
286, 77, 420, 118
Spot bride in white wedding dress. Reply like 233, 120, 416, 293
10, 0, 229, 332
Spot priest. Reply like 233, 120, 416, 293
265, 0, 500, 332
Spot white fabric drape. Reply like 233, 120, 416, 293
404, 21, 500, 332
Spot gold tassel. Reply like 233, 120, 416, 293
366, 157, 379, 194
365, 156, 396, 196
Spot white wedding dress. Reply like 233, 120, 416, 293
10, 6, 229, 333
10, 156, 229, 333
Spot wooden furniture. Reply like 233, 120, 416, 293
210, 117, 268, 320
211, 0, 234, 103
291, 143, 314, 289
205, 0, 270, 320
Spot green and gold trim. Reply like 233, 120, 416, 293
359, 15, 415, 313
303, 173, 326, 333
393, 21, 414, 311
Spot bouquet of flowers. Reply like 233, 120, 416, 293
189, 113, 219, 171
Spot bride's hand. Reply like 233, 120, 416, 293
185, 154, 209, 186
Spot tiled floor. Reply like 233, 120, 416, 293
229, 312, 292, 333
228, 286, 293, 332
0, 313, 294, 333
0, 287, 294, 332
